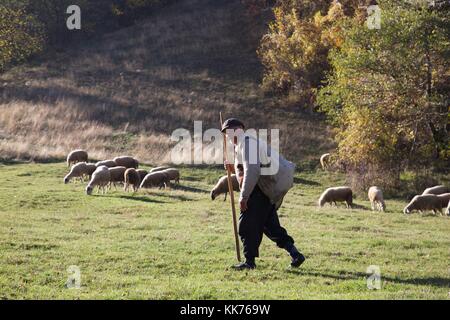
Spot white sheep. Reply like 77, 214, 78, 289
403, 194, 442, 215
320, 153, 331, 170
136, 169, 148, 181
64, 162, 96, 184
160, 168, 180, 184
318, 187, 353, 208
211, 174, 240, 201
150, 166, 169, 173
368, 186, 386, 212
95, 160, 117, 168
86, 166, 110, 195
113, 156, 139, 169
422, 185, 448, 195
124, 168, 141, 192
140, 172, 169, 189
108, 166, 127, 189
437, 193, 450, 209
67, 149, 88, 167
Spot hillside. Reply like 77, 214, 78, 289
0, 0, 333, 164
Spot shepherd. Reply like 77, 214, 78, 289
221, 118, 306, 270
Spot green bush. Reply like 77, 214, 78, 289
317, 0, 449, 190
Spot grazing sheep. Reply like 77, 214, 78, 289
160, 168, 180, 184
446, 201, 450, 216
368, 186, 386, 212
113, 156, 139, 169
124, 168, 141, 192
422, 185, 448, 195
95, 160, 117, 168
437, 193, 450, 209
64, 162, 93, 184
86, 166, 110, 195
320, 153, 331, 170
403, 194, 442, 215
140, 172, 169, 189
318, 187, 353, 208
211, 174, 240, 201
108, 166, 127, 189
136, 169, 148, 181
67, 149, 88, 167
150, 166, 169, 173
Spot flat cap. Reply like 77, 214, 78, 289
221, 118, 245, 132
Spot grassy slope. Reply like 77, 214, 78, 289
0, 162, 448, 299
0, 0, 333, 164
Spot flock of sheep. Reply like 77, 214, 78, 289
64, 149, 449, 216
318, 153, 450, 216
64, 149, 180, 195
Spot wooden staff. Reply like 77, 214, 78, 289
220, 112, 241, 262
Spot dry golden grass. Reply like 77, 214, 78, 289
0, 0, 334, 164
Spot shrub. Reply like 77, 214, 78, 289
0, 5, 44, 71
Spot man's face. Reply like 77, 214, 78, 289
225, 126, 244, 145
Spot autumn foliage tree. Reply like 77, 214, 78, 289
318, 0, 449, 190
257, 0, 358, 107
0, 5, 44, 71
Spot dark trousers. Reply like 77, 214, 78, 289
239, 186, 295, 260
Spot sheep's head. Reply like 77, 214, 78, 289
318, 197, 326, 207
64, 177, 69, 184
211, 190, 216, 200
86, 186, 93, 195
403, 206, 411, 214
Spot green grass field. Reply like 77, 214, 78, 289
0, 162, 448, 299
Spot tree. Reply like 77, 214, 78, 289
318, 0, 449, 190
0, 5, 44, 71
257, 0, 360, 107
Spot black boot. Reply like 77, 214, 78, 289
231, 259, 256, 271
285, 243, 306, 268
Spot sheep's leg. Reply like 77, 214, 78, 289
371, 201, 375, 211
223, 192, 227, 201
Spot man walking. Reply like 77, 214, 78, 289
221, 118, 305, 270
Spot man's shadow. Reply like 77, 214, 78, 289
286, 269, 450, 288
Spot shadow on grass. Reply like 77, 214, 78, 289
287, 269, 450, 288
294, 177, 321, 186
170, 184, 209, 194
98, 194, 166, 204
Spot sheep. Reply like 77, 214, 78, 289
368, 186, 386, 212
67, 149, 88, 167
422, 185, 448, 195
124, 168, 141, 192
160, 168, 180, 184
108, 166, 127, 189
437, 193, 450, 209
139, 172, 169, 189
86, 166, 110, 195
113, 156, 139, 169
320, 153, 331, 170
403, 194, 442, 215
150, 166, 169, 173
64, 162, 95, 184
211, 174, 240, 201
446, 201, 450, 216
318, 187, 353, 208
85, 163, 97, 179
95, 160, 117, 168
136, 169, 148, 181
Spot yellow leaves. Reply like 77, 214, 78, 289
0, 6, 44, 71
